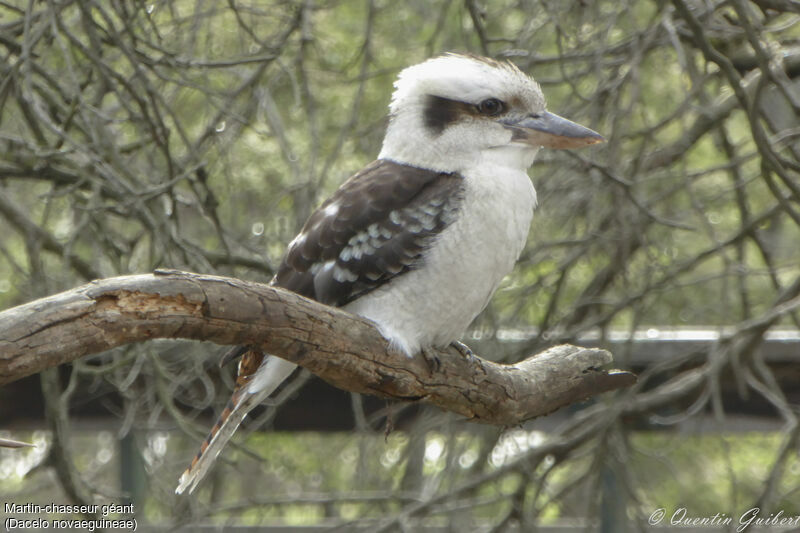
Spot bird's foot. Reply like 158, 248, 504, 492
450, 340, 478, 364
421, 346, 442, 374
421, 342, 479, 373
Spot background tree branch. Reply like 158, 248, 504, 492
0, 270, 634, 426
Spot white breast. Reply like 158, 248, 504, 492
344, 156, 537, 356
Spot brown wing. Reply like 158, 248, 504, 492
273, 159, 464, 306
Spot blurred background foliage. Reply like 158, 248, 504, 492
1, 0, 800, 530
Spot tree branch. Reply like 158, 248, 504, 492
0, 270, 635, 426
0, 437, 35, 448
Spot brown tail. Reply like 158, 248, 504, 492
175, 356, 298, 495
175, 389, 249, 495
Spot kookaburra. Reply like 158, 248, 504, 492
176, 53, 603, 494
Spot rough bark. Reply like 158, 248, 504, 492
0, 270, 635, 425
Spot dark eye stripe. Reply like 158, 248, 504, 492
423, 95, 509, 135
423, 95, 473, 134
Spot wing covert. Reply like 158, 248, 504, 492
273, 159, 464, 306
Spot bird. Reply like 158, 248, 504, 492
175, 53, 603, 494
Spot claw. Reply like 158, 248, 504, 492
450, 340, 478, 364
421, 347, 441, 373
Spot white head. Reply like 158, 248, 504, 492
378, 53, 603, 173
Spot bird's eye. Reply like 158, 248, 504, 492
477, 98, 505, 116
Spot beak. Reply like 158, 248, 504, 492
502, 111, 604, 149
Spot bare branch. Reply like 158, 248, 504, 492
0, 437, 35, 448
0, 271, 634, 426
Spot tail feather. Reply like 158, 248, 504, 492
175, 357, 298, 495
